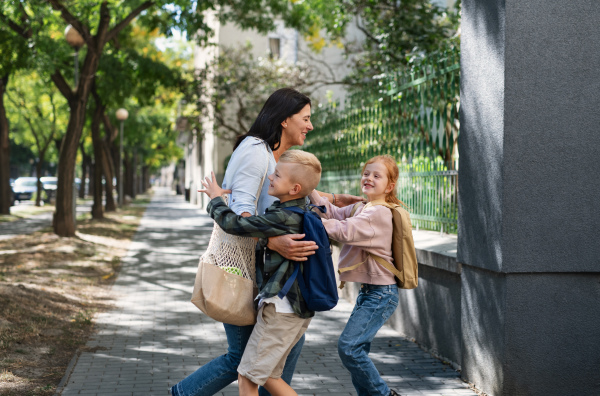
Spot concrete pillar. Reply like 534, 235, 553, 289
458, 1, 600, 395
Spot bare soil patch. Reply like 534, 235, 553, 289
0, 195, 150, 395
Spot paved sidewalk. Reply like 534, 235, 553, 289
56, 188, 476, 396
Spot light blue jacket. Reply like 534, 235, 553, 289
222, 136, 277, 216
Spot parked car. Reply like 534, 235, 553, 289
41, 176, 58, 202
12, 177, 38, 202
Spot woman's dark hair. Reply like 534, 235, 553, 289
233, 88, 311, 151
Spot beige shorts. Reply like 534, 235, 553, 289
237, 303, 311, 386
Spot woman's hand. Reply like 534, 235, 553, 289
335, 193, 365, 208
198, 171, 232, 200
315, 190, 365, 208
268, 234, 318, 261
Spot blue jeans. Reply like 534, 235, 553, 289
171, 323, 305, 396
338, 284, 399, 396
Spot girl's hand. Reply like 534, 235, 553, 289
334, 193, 365, 208
267, 234, 318, 261
198, 171, 232, 200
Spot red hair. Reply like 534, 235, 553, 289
362, 155, 408, 208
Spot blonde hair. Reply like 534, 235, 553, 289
362, 155, 408, 208
279, 150, 322, 195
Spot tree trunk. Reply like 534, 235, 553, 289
102, 140, 116, 211
123, 154, 132, 201
131, 149, 137, 199
0, 75, 11, 215
100, 112, 117, 212
89, 163, 94, 196
90, 102, 104, 219
35, 163, 43, 207
79, 142, 91, 198
142, 165, 149, 193
54, 103, 86, 236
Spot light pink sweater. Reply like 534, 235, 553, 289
309, 191, 396, 285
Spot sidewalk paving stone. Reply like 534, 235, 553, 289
55, 188, 476, 396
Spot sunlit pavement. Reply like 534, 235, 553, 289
56, 187, 476, 396
0, 200, 91, 241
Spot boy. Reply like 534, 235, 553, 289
199, 150, 322, 396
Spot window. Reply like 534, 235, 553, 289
269, 38, 281, 59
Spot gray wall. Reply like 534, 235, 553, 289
388, 264, 462, 365
502, 1, 600, 273
459, 0, 600, 394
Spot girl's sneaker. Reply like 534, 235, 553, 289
390, 390, 401, 396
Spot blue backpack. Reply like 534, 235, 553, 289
278, 205, 339, 311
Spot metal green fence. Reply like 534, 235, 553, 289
307, 49, 460, 233
317, 166, 458, 234
397, 169, 458, 234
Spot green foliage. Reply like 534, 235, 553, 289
302, 0, 461, 89
117, 96, 184, 171
98, 24, 186, 171
5, 70, 66, 167
0, 24, 29, 77
96, 24, 182, 108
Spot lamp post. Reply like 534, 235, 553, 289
116, 108, 129, 207
64, 25, 84, 86
64, 25, 85, 225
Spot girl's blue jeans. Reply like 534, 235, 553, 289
171, 323, 305, 396
338, 284, 399, 396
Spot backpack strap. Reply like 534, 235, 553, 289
350, 202, 362, 217
369, 254, 403, 279
338, 257, 368, 273
278, 262, 300, 300
337, 202, 366, 289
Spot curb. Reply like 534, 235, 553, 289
54, 349, 81, 395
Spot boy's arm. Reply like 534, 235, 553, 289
207, 197, 294, 238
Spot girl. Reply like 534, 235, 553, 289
308, 154, 403, 396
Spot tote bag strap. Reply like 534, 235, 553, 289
224, 140, 270, 214
252, 142, 270, 214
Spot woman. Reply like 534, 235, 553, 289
171, 88, 361, 396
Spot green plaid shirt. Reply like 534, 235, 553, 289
206, 197, 314, 318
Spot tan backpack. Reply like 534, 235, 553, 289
344, 200, 418, 289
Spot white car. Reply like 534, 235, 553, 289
41, 176, 58, 202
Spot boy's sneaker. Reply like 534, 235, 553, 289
389, 390, 401, 396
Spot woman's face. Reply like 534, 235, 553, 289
281, 104, 313, 148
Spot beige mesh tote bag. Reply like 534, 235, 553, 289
191, 147, 268, 326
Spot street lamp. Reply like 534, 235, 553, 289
64, 25, 85, 225
116, 108, 129, 207
64, 25, 85, 86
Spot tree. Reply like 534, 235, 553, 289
5, 70, 66, 206
0, 6, 32, 214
